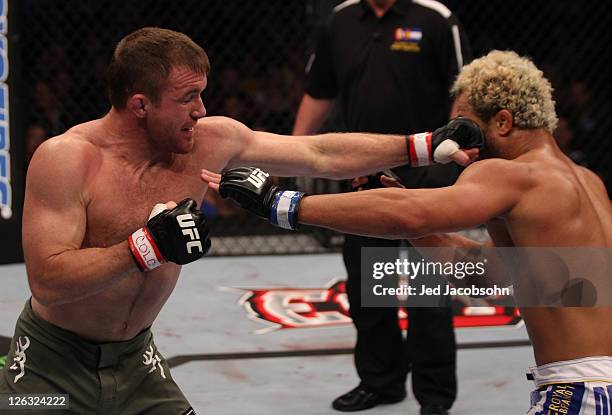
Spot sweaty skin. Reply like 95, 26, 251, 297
24, 66, 439, 342
292, 94, 612, 365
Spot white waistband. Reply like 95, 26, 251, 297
529, 356, 612, 387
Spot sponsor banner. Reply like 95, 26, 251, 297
0, 0, 9, 221
234, 278, 520, 334
0, 0, 24, 264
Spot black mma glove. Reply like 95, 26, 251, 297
218, 167, 305, 230
129, 198, 211, 271
407, 116, 485, 167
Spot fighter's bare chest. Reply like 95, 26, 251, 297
83, 161, 206, 247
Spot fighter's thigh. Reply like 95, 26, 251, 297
0, 334, 99, 413
119, 342, 194, 415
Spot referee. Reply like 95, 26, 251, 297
292, 1, 472, 413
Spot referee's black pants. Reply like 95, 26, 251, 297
343, 234, 457, 410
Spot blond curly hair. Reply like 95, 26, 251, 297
451, 50, 558, 133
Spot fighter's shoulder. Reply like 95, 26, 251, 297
29, 131, 100, 183
196, 116, 249, 139
458, 158, 532, 186
576, 164, 607, 195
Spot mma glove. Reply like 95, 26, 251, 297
407, 116, 485, 167
129, 198, 211, 271
218, 167, 305, 231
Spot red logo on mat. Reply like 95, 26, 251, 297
233, 279, 521, 334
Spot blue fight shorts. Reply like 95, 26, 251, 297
527, 356, 612, 415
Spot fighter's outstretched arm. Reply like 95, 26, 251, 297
297, 160, 525, 238
298, 188, 479, 238
351, 173, 514, 288
211, 159, 528, 237
216, 116, 481, 179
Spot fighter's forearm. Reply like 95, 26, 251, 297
297, 188, 427, 239
27, 241, 139, 306
301, 116, 484, 179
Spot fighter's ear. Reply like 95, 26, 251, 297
493, 109, 513, 136
127, 94, 149, 118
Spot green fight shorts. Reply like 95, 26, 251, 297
0, 299, 196, 415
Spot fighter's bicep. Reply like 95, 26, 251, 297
459, 181, 517, 220
233, 129, 317, 176
414, 186, 506, 232
24, 191, 87, 256
418, 171, 523, 232
23, 141, 90, 262
432, 160, 528, 227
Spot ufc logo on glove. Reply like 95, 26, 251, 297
246, 168, 269, 188
129, 199, 211, 271
176, 214, 203, 254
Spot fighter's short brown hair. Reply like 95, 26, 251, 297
107, 27, 210, 109
451, 50, 558, 133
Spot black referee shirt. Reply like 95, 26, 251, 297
305, 0, 473, 186
306, 0, 472, 133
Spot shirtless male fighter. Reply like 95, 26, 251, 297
212, 50, 612, 414
0, 27, 480, 414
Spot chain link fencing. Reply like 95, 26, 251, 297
453, 0, 612, 184
19, 0, 612, 256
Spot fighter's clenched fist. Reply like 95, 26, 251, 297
129, 198, 211, 271
218, 167, 305, 230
